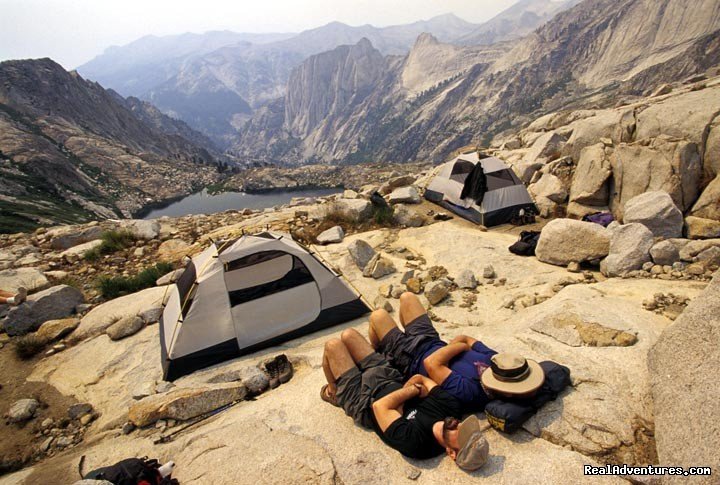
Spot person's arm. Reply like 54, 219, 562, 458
372, 385, 420, 432
423, 342, 469, 385
403, 374, 438, 397
449, 334, 478, 347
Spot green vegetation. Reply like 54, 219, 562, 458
14, 334, 46, 359
97, 262, 174, 299
84, 230, 137, 261
372, 204, 395, 226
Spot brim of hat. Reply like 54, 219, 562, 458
481, 359, 544, 395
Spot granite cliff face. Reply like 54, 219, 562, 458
236, 0, 720, 165
0, 59, 221, 233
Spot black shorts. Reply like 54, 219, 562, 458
336, 352, 403, 429
377, 313, 440, 379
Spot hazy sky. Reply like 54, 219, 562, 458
0, 0, 523, 69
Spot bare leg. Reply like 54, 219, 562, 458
340, 328, 375, 364
322, 338, 356, 395
0, 290, 13, 298
399, 292, 427, 327
368, 309, 399, 349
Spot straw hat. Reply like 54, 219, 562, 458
480, 353, 545, 396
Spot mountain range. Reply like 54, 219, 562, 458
0, 58, 223, 232
78, 2, 579, 147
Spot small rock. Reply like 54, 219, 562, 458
132, 381, 156, 400
373, 296, 393, 313
317, 226, 345, 244
140, 306, 164, 325
40, 437, 53, 452
156, 268, 184, 286
7, 399, 39, 423
567, 262, 581, 273
378, 284, 393, 298
55, 436, 73, 448
347, 239, 376, 270
456, 269, 477, 289
80, 414, 93, 426
686, 263, 705, 275
483, 265, 496, 279
239, 366, 270, 395
400, 270, 415, 285
424, 280, 449, 305
133, 247, 146, 258
68, 403, 93, 420
155, 381, 175, 394
405, 278, 422, 294
121, 422, 136, 435
41, 418, 53, 428
405, 466, 422, 480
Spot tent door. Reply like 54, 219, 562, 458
224, 251, 322, 349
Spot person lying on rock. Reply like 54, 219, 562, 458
368, 292, 498, 412
0, 287, 26, 306
321, 328, 488, 470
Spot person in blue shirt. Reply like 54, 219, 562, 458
368, 292, 497, 411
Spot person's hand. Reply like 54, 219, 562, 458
413, 383, 429, 398
403, 374, 424, 389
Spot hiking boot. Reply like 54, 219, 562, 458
274, 354, 293, 384
263, 358, 280, 389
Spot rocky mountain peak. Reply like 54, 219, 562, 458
414, 32, 440, 47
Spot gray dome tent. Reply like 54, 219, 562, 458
159, 232, 370, 380
424, 152, 537, 226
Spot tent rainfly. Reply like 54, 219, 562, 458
160, 232, 370, 380
424, 152, 537, 226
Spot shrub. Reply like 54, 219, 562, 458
372, 204, 395, 226
14, 334, 46, 359
97, 262, 174, 299
83, 230, 136, 260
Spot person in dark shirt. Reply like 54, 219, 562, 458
320, 328, 489, 469
368, 292, 497, 411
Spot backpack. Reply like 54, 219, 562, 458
83, 457, 178, 485
508, 231, 541, 256
484, 361, 571, 433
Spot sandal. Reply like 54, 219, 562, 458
320, 384, 339, 407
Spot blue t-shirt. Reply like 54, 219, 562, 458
410, 340, 497, 409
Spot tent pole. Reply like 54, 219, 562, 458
310, 244, 375, 310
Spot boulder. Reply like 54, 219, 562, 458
697, 246, 720, 270
7, 398, 38, 423
650, 240, 680, 266
74, 286, 165, 340
529, 174, 568, 204
524, 131, 565, 163
649, 270, 720, 481
59, 240, 103, 262
393, 205, 424, 227
333, 199, 372, 221
536, 219, 610, 266
388, 175, 416, 188
531, 313, 637, 347
0, 267, 49, 293
569, 143, 611, 206
118, 220, 160, 240
316, 226, 345, 244
4, 285, 84, 336
128, 383, 247, 427
603, 223, 654, 277
36, 318, 80, 343
678, 239, 720, 262
455, 269, 477, 289
157, 239, 191, 262
106, 315, 145, 341
424, 280, 449, 305
347, 239, 376, 270
342, 189, 359, 199
685, 216, 720, 240
610, 139, 702, 218
514, 160, 544, 184
690, 176, 720, 221
47, 225, 103, 250
623, 191, 684, 239
388, 186, 421, 204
